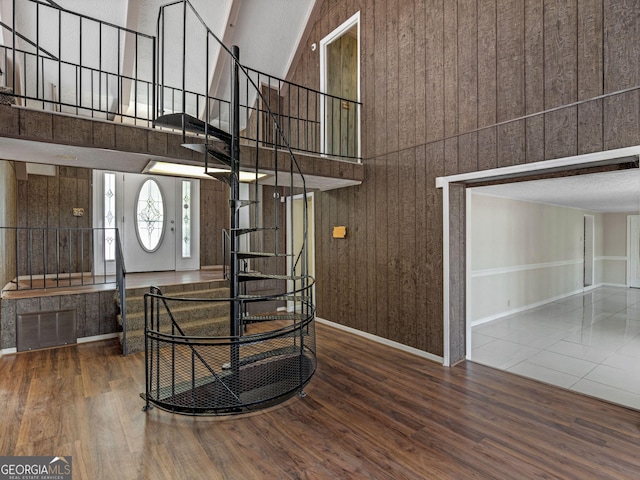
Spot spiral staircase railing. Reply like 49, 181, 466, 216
142, 0, 317, 415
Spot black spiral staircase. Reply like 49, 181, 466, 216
142, 2, 316, 415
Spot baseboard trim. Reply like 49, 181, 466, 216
471, 287, 586, 327
77, 333, 119, 344
316, 317, 444, 365
0, 347, 17, 356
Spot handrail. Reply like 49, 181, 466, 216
0, 226, 124, 292
114, 229, 127, 355
2, 0, 155, 125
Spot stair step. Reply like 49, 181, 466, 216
238, 294, 309, 302
241, 313, 309, 323
230, 199, 259, 209
120, 301, 229, 331
154, 113, 232, 144
207, 171, 234, 185
121, 316, 230, 354
238, 272, 304, 282
182, 141, 231, 161
236, 251, 290, 259
231, 226, 278, 235
124, 287, 230, 312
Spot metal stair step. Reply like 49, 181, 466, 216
230, 199, 259, 209
241, 313, 308, 323
231, 226, 278, 235
207, 171, 234, 185
182, 142, 231, 162
238, 272, 304, 282
238, 294, 309, 302
236, 251, 291, 259
154, 113, 232, 144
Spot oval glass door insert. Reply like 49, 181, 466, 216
136, 179, 165, 252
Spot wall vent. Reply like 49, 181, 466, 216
17, 309, 77, 352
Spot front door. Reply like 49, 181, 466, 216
93, 171, 200, 274
123, 173, 177, 272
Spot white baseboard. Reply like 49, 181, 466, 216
471, 287, 586, 327
77, 333, 119, 344
315, 317, 444, 365
0, 347, 17, 356
471, 283, 634, 327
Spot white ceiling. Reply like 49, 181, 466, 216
471, 168, 640, 213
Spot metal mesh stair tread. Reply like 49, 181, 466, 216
236, 251, 292, 259
241, 313, 308, 322
182, 142, 231, 159
231, 226, 278, 235
154, 112, 232, 144
238, 272, 305, 281
238, 294, 309, 302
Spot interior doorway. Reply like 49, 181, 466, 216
286, 193, 315, 312
320, 12, 360, 158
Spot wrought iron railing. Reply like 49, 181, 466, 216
0, 0, 156, 126
143, 285, 316, 415
0, 226, 125, 290
0, 0, 361, 161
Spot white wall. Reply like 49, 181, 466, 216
469, 192, 637, 324
469, 193, 600, 323
600, 212, 632, 285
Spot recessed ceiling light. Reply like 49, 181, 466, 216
143, 160, 266, 182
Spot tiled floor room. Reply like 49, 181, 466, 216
471, 286, 640, 410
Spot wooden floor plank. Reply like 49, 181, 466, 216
2, 323, 640, 479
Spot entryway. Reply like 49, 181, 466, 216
93, 170, 200, 273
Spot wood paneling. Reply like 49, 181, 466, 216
398, 0, 415, 150
385, 0, 399, 153
425, 0, 445, 143
478, 0, 497, 129
497, 0, 525, 121
285, 0, 640, 357
458, 0, 477, 133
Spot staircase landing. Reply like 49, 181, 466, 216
1, 267, 226, 300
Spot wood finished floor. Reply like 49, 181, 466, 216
2, 323, 640, 479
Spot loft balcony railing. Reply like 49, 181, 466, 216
0, 226, 124, 291
0, 226, 129, 353
0, 0, 362, 162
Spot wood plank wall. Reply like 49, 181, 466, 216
16, 166, 92, 275
286, 0, 640, 357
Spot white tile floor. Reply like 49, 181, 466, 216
470, 286, 640, 410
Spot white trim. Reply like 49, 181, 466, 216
438, 145, 640, 368
319, 11, 361, 159
0, 347, 17, 356
596, 256, 627, 261
601, 282, 629, 288
470, 287, 586, 328
471, 259, 583, 278
77, 333, 118, 344
628, 215, 640, 288
436, 146, 640, 188
465, 188, 473, 360
442, 181, 450, 366
316, 317, 444, 364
